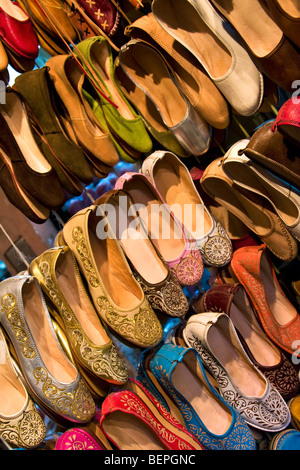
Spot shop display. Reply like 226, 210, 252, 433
0, 0, 300, 453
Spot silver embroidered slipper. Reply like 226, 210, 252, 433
0, 274, 96, 427
0, 327, 46, 449
141, 151, 232, 267
183, 311, 291, 432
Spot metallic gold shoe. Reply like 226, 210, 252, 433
29, 246, 129, 387
0, 274, 95, 427
0, 326, 46, 449
62, 205, 163, 348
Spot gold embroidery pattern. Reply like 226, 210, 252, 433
72, 227, 100, 288
33, 368, 95, 421
37, 260, 128, 384
97, 296, 162, 346
0, 400, 46, 449
0, 293, 35, 359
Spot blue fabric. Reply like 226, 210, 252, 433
150, 343, 256, 450
273, 430, 300, 450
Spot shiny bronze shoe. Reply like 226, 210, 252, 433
0, 326, 46, 449
95, 189, 189, 318
0, 274, 96, 426
29, 246, 129, 389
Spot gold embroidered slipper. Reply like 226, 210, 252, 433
62, 205, 163, 348
29, 246, 129, 388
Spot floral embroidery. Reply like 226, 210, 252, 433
187, 334, 290, 431
36, 259, 128, 384
97, 296, 162, 347
72, 227, 100, 288
1, 293, 35, 359
0, 400, 46, 449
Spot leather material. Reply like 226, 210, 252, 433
0, 2, 38, 59
270, 429, 300, 450
55, 428, 104, 450
114, 171, 204, 286
14, 67, 93, 194
0, 161, 50, 224
211, 0, 300, 92
18, 0, 78, 42
75, 36, 153, 160
244, 120, 300, 191
96, 189, 189, 318
223, 140, 300, 241
76, 0, 120, 36
230, 244, 300, 358
266, 0, 300, 49
201, 150, 298, 262
118, 39, 211, 157
29, 246, 129, 386
47, 54, 119, 171
273, 98, 300, 147
0, 90, 65, 210
62, 204, 163, 348
99, 387, 202, 450
152, 0, 264, 117
125, 12, 230, 130
0, 40, 8, 72
0, 328, 46, 449
257, 35, 300, 92
124, 378, 204, 450
289, 395, 300, 431
142, 151, 233, 267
